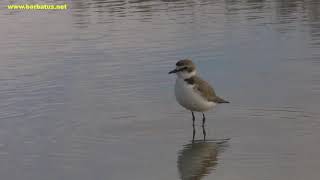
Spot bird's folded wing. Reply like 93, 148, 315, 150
192, 76, 216, 99
193, 76, 229, 103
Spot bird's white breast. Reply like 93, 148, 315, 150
175, 78, 215, 112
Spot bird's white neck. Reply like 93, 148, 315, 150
177, 70, 196, 79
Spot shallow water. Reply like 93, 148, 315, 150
1, 0, 320, 179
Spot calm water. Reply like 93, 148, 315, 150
1, 0, 320, 179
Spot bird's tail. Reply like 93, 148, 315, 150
216, 96, 230, 104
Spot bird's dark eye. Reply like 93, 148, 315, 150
179, 67, 188, 71
187, 68, 193, 72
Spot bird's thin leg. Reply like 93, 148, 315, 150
192, 111, 195, 126
192, 124, 196, 143
202, 113, 206, 127
191, 111, 196, 142
202, 124, 206, 141
202, 113, 206, 141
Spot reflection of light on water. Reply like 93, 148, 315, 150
177, 139, 229, 180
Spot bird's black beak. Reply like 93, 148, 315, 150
169, 69, 178, 74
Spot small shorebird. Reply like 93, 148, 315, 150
169, 59, 229, 127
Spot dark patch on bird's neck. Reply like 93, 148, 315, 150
184, 76, 196, 85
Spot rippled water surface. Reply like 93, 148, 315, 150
1, 0, 320, 179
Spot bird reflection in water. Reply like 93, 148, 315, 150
177, 137, 229, 180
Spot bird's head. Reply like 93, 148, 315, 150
169, 59, 197, 79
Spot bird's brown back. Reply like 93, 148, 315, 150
184, 76, 229, 103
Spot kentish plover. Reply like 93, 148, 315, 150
169, 59, 229, 126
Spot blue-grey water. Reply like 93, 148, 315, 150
1, 0, 320, 179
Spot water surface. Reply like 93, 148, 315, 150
1, 0, 320, 180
